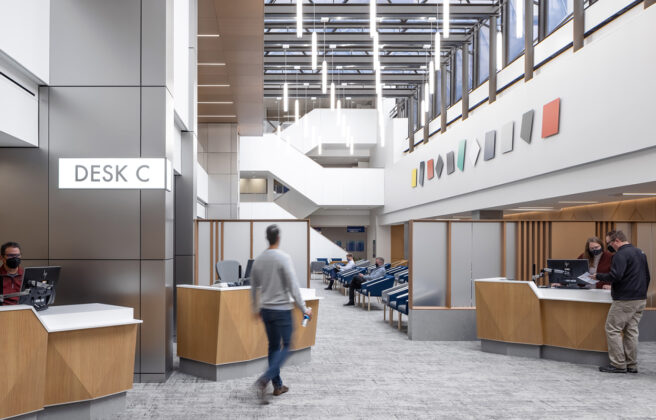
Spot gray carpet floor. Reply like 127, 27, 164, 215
116, 276, 656, 419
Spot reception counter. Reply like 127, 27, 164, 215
475, 278, 614, 364
176, 285, 321, 381
0, 304, 141, 420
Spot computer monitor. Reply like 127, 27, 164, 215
243, 259, 254, 279
20, 266, 61, 310
546, 259, 589, 287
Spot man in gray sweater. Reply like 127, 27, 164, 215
251, 224, 312, 404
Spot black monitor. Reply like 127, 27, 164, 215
243, 259, 254, 279
20, 266, 61, 310
547, 259, 589, 287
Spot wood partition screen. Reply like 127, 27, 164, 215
194, 219, 311, 288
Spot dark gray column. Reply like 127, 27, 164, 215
489, 15, 497, 103
408, 97, 415, 152
524, 0, 534, 81
462, 45, 469, 120
440, 68, 447, 133
573, 0, 585, 52
471, 210, 504, 220
647, 0, 656, 8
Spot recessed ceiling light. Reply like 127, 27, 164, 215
198, 101, 234, 104
621, 193, 656, 196
198, 34, 220, 38
198, 115, 236, 118
198, 62, 226, 66
198, 84, 230, 87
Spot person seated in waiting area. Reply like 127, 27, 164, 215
578, 237, 612, 289
0, 242, 24, 305
344, 257, 385, 306
325, 253, 355, 291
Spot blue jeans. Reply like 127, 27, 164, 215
259, 308, 293, 388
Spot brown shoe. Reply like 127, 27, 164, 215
273, 385, 289, 396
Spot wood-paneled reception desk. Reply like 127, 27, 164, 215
0, 304, 141, 420
177, 285, 320, 381
475, 278, 614, 364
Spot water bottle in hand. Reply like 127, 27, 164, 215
301, 313, 311, 327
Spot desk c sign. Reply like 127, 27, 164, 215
59, 158, 172, 191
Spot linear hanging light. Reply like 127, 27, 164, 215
372, 33, 380, 70
322, 60, 327, 93
295, 99, 300, 122
283, 82, 289, 112
429, 61, 435, 95
435, 32, 441, 70
424, 83, 430, 117
296, 0, 303, 38
311, 32, 318, 70
377, 94, 385, 147
370, 0, 376, 37
497, 30, 503, 71
515, 0, 523, 38
330, 82, 335, 110
421, 100, 426, 126
337, 99, 342, 125
444, 1, 450, 39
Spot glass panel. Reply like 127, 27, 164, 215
468, 43, 474, 92
507, 0, 524, 63
547, 0, 574, 34
477, 22, 490, 85
455, 49, 463, 101
446, 67, 451, 107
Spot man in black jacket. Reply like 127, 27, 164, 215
594, 230, 651, 373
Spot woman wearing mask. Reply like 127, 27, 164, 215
577, 237, 612, 289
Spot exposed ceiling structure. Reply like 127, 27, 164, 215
263, 0, 499, 104
198, 0, 264, 135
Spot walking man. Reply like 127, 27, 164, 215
594, 230, 651, 373
251, 224, 312, 404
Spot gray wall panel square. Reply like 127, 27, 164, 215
450, 223, 473, 307
446, 152, 455, 174
471, 223, 503, 306
48, 87, 141, 260
140, 259, 173, 374
174, 133, 197, 256
505, 222, 517, 280
254, 221, 309, 288
412, 222, 447, 307
500, 121, 514, 154
484, 131, 496, 161
141, 190, 174, 260
49, 259, 141, 372
141, 88, 174, 159
520, 110, 534, 143
141, 0, 173, 87
50, 0, 140, 86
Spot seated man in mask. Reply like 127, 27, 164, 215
1, 242, 24, 305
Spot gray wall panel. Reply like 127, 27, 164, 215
0, 87, 49, 258
141, 190, 174, 260
505, 222, 517, 280
412, 222, 447, 307
50, 0, 141, 86
141, 0, 173, 87
450, 223, 473, 307
253, 221, 309, 288
140, 259, 173, 374
175, 132, 197, 256
223, 222, 251, 268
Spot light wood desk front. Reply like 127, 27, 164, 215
0, 304, 141, 419
475, 278, 612, 352
177, 285, 320, 366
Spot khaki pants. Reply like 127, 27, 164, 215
605, 299, 646, 369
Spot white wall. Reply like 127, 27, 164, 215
240, 134, 384, 207
239, 202, 295, 219
0, 73, 38, 146
310, 228, 347, 262
0, 0, 50, 84
381, 4, 656, 225
196, 162, 209, 204
280, 108, 379, 154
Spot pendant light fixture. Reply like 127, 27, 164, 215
435, 32, 441, 70
377, 94, 385, 147
311, 32, 318, 71
443, 1, 450, 39
429, 61, 435, 95
296, 0, 303, 38
421, 99, 426, 126
330, 82, 335, 110
369, 0, 376, 37
283, 82, 289, 112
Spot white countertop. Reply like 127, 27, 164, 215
177, 284, 322, 300
475, 277, 612, 304
0, 303, 142, 332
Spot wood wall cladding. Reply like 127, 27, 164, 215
0, 309, 48, 420
504, 198, 656, 221
515, 221, 551, 283
391, 224, 405, 260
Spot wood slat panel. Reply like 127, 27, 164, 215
0, 309, 48, 419
44, 324, 137, 405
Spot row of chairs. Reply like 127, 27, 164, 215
354, 266, 407, 311
382, 284, 409, 330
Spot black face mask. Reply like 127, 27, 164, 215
590, 248, 603, 256
607, 245, 615, 253
5, 257, 21, 269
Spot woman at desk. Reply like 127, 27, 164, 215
578, 237, 612, 289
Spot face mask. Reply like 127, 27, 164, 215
590, 248, 603, 256
607, 244, 615, 253
5, 257, 21, 269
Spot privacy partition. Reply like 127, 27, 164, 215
194, 219, 310, 288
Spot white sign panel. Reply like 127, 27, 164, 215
59, 158, 172, 191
